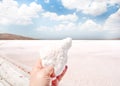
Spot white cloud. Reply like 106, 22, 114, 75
83, 2, 107, 16
61, 0, 91, 10
61, 0, 119, 16
0, 0, 42, 25
103, 8, 120, 33
54, 22, 77, 31
42, 12, 78, 22
36, 22, 77, 32
55, 19, 102, 32
37, 19, 101, 32
80, 19, 102, 31
109, 0, 120, 5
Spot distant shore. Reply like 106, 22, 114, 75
0, 33, 37, 40
0, 33, 120, 40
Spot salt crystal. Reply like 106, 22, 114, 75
40, 38, 72, 76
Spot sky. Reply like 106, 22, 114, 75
0, 0, 120, 39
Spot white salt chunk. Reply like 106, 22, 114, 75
40, 38, 72, 76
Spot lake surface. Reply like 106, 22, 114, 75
0, 40, 120, 86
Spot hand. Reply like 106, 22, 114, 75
52, 66, 67, 86
30, 59, 68, 86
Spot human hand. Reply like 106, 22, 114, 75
30, 59, 68, 86
52, 65, 67, 86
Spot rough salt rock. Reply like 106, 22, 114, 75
40, 38, 72, 76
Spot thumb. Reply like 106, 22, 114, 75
44, 66, 54, 76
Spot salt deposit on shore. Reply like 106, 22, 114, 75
0, 40, 120, 86
0, 57, 29, 86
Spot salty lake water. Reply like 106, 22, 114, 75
0, 40, 120, 86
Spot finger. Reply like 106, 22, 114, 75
50, 72, 55, 78
56, 65, 68, 81
52, 79, 58, 86
44, 65, 54, 76
35, 58, 43, 69
30, 59, 42, 74
31, 59, 43, 74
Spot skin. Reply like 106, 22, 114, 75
30, 59, 68, 86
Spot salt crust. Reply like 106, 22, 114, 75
40, 38, 72, 76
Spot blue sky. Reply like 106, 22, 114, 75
0, 0, 120, 39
